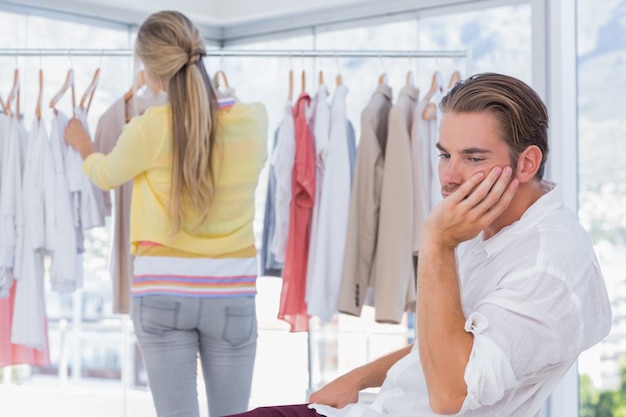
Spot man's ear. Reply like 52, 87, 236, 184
516, 145, 543, 183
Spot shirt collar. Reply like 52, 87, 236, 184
481, 180, 563, 256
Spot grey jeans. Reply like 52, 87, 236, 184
131, 295, 258, 417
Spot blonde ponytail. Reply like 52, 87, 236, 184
135, 11, 218, 234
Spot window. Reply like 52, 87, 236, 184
577, 0, 626, 414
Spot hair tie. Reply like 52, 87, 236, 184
187, 55, 200, 66
187, 50, 205, 66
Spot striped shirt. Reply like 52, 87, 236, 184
132, 255, 257, 298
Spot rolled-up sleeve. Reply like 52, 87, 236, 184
458, 312, 519, 412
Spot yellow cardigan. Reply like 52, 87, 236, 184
83, 102, 268, 257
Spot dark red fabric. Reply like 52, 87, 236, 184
226, 404, 322, 417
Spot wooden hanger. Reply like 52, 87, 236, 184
288, 69, 293, 102
318, 70, 324, 87
406, 70, 415, 86
301, 69, 306, 94
49, 69, 76, 115
213, 70, 229, 90
4, 69, 20, 121
448, 70, 461, 89
336, 73, 343, 87
79, 68, 100, 114
36, 69, 43, 120
378, 73, 388, 86
422, 70, 444, 120
124, 69, 146, 103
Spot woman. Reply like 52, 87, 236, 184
65, 10, 268, 417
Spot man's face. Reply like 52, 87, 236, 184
437, 111, 514, 198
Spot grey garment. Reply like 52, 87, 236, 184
346, 120, 356, 184
131, 295, 258, 417
260, 128, 283, 277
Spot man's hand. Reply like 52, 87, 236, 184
423, 166, 519, 250
308, 371, 362, 408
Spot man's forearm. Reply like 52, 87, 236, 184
417, 243, 473, 414
357, 344, 413, 389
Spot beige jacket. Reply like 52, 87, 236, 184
338, 84, 392, 318
374, 84, 419, 323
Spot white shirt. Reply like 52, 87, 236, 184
312, 183, 611, 417
270, 101, 296, 263
12, 118, 54, 349
49, 112, 82, 292
0, 115, 27, 296
306, 85, 351, 321
66, 107, 106, 230
305, 85, 331, 307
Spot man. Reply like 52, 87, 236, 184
233, 73, 612, 417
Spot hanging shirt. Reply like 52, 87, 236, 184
305, 85, 331, 305
12, 118, 54, 349
270, 101, 296, 263
374, 84, 419, 324
65, 107, 106, 230
312, 184, 612, 417
49, 112, 83, 293
260, 128, 283, 278
0, 115, 27, 296
346, 120, 356, 183
410, 100, 432, 254
306, 84, 352, 322
337, 84, 392, 318
278, 93, 315, 332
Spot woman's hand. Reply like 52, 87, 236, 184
64, 117, 96, 160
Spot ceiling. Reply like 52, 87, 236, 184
0, 0, 512, 45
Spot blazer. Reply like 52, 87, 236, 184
374, 84, 419, 323
337, 84, 392, 318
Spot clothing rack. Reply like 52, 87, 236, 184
1, 45, 468, 407
0, 48, 467, 59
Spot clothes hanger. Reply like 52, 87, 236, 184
406, 70, 415, 86
448, 70, 461, 89
405, 54, 414, 86
79, 67, 100, 114
36, 69, 43, 120
287, 69, 294, 103
334, 54, 342, 87
213, 69, 229, 91
49, 68, 76, 116
124, 69, 146, 103
318, 70, 324, 87
377, 53, 388, 86
4, 68, 20, 121
422, 70, 444, 120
